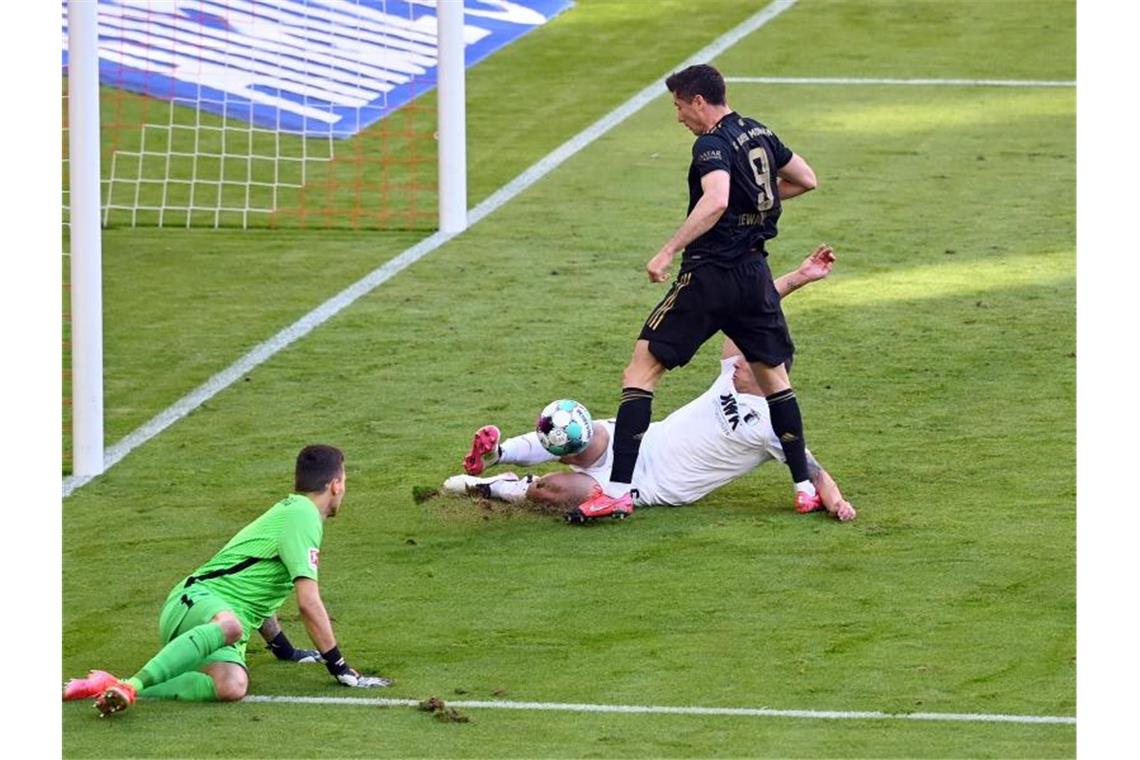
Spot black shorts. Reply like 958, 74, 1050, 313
639, 258, 794, 370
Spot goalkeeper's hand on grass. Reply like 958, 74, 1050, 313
324, 646, 392, 687
334, 668, 393, 688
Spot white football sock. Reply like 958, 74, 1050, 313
489, 475, 533, 503
500, 434, 559, 466
602, 480, 631, 498
794, 480, 817, 497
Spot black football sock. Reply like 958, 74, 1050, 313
766, 388, 811, 484
608, 387, 654, 487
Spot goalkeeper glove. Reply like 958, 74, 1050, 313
335, 671, 393, 688
322, 645, 392, 688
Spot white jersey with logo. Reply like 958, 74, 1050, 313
569, 358, 788, 506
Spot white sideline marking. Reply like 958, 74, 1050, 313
61, 0, 800, 498
725, 76, 1075, 88
241, 695, 1075, 725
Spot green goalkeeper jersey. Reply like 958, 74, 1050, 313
179, 493, 324, 628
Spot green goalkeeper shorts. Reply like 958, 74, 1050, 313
158, 582, 251, 670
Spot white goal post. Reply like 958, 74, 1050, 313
437, 0, 467, 233
65, 0, 470, 478
68, 0, 105, 478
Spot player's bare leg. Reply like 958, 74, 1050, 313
444, 472, 597, 512
201, 662, 249, 702
528, 472, 598, 509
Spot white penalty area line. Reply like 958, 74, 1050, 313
242, 695, 1075, 726
725, 76, 1074, 88
61, 0, 800, 498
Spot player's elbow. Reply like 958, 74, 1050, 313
782, 156, 817, 192
796, 169, 818, 192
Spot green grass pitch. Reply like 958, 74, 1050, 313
62, 0, 1075, 756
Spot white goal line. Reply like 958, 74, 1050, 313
725, 76, 1074, 88
242, 694, 1075, 726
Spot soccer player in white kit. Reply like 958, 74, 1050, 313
443, 247, 856, 523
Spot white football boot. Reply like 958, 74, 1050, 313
442, 471, 520, 498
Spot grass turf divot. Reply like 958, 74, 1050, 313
419, 697, 472, 723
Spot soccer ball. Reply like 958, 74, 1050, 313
535, 399, 593, 456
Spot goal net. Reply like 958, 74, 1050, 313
62, 0, 449, 230
61, 0, 573, 474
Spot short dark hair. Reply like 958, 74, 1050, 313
665, 64, 726, 106
294, 444, 344, 493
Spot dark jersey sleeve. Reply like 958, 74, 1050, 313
768, 129, 794, 169
691, 133, 733, 178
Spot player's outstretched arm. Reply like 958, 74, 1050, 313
259, 614, 322, 663
647, 170, 730, 282
773, 245, 835, 298
776, 153, 817, 200
295, 578, 391, 687
807, 452, 856, 522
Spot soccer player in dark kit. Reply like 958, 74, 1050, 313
572, 63, 823, 523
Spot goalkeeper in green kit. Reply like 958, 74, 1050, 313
64, 444, 389, 717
